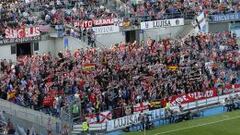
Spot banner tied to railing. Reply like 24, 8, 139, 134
140, 18, 184, 30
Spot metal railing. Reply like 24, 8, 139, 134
64, 24, 109, 49
71, 91, 240, 134
0, 99, 62, 135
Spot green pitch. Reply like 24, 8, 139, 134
126, 110, 240, 135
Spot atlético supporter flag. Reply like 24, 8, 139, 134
82, 64, 96, 73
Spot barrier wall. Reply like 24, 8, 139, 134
0, 99, 62, 135
0, 44, 17, 62
106, 91, 240, 132
208, 22, 229, 33
72, 90, 240, 133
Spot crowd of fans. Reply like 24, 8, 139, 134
0, 32, 239, 120
0, 0, 115, 37
117, 0, 240, 21
0, 110, 69, 135
1, 0, 240, 37
0, 0, 239, 135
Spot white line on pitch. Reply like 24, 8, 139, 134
154, 115, 240, 135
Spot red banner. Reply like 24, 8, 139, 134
222, 84, 240, 94
5, 26, 40, 39
74, 18, 114, 28
162, 89, 218, 106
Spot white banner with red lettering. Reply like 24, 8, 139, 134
5, 27, 40, 39
161, 89, 218, 106
161, 84, 240, 107
222, 84, 240, 94
85, 111, 112, 124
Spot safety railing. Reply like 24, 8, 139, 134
64, 24, 109, 49
0, 99, 62, 135
72, 91, 240, 133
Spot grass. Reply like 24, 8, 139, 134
126, 110, 240, 135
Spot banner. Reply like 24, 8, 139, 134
122, 19, 131, 28
148, 108, 165, 121
222, 84, 240, 95
210, 12, 240, 22
0, 36, 41, 45
140, 18, 184, 30
86, 111, 112, 124
82, 63, 96, 72
5, 26, 40, 39
92, 25, 120, 34
107, 113, 140, 131
149, 100, 162, 109
74, 18, 117, 28
162, 89, 218, 106
39, 25, 51, 33
196, 12, 207, 33
25, 0, 34, 3
167, 65, 178, 71
104, 85, 240, 132
133, 102, 149, 113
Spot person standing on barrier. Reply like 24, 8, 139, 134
81, 120, 89, 135
72, 103, 80, 119
229, 96, 234, 111
224, 98, 230, 112
165, 101, 171, 110
138, 113, 145, 131
61, 124, 69, 135
165, 101, 173, 123
48, 130, 53, 135
234, 94, 240, 109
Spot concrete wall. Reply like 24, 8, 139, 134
66, 36, 89, 51
36, 39, 55, 55
208, 22, 229, 33
0, 99, 61, 135
54, 36, 90, 54
96, 32, 125, 48
0, 36, 93, 61
0, 44, 17, 62
94, 25, 187, 47
54, 38, 64, 54
140, 25, 188, 41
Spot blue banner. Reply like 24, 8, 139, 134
210, 12, 240, 22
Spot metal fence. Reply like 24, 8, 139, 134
70, 91, 240, 134
0, 99, 63, 135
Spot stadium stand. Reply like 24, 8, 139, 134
0, 32, 239, 118
0, 0, 239, 135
